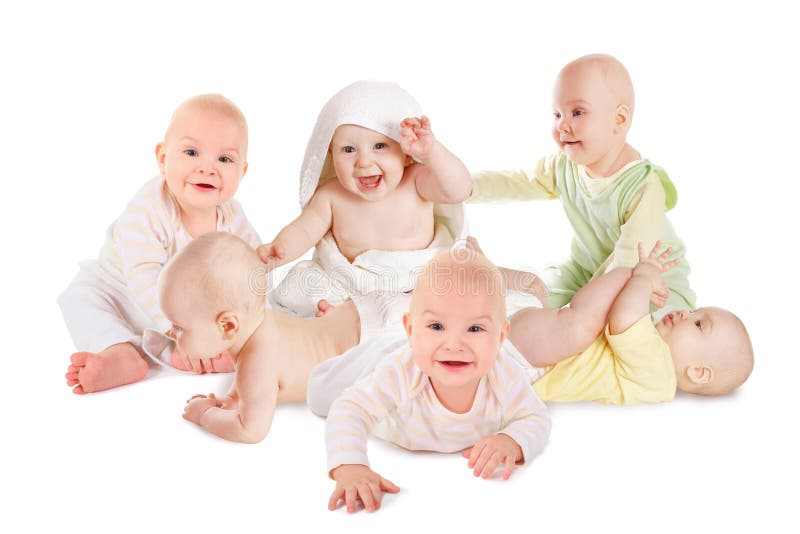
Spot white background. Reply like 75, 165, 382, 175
3, 1, 798, 532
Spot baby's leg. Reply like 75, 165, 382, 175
509, 268, 631, 367
66, 343, 149, 394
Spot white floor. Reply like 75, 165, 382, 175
4, 2, 798, 533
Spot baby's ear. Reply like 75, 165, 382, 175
155, 142, 167, 173
402, 313, 412, 338
614, 104, 632, 132
500, 320, 510, 343
686, 364, 714, 385
216, 311, 240, 340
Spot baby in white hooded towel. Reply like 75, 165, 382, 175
259, 81, 472, 332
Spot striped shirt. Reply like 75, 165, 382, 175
97, 176, 261, 332
326, 346, 551, 474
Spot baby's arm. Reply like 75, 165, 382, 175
257, 192, 332, 269
326, 359, 404, 513
609, 242, 679, 335
401, 116, 472, 204
469, 154, 559, 203
182, 343, 278, 443
116, 202, 172, 332
462, 376, 551, 480
601, 177, 666, 272
509, 267, 633, 367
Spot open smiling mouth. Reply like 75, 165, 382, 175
357, 175, 382, 191
438, 361, 470, 369
192, 183, 216, 190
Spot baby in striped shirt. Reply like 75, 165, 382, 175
59, 94, 261, 394
325, 250, 551, 514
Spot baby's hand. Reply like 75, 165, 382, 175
634, 241, 680, 308
461, 433, 522, 480
329, 464, 400, 513
256, 242, 285, 269
172, 344, 229, 374
400, 116, 436, 163
183, 393, 222, 424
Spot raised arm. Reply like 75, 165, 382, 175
401, 116, 472, 204
608, 242, 679, 335
257, 192, 332, 270
599, 177, 666, 272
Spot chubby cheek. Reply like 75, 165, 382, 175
551, 126, 564, 148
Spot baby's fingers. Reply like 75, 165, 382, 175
345, 487, 359, 514
419, 115, 431, 130
468, 440, 488, 468
328, 488, 345, 511
662, 258, 681, 272
358, 483, 377, 513
379, 476, 400, 493
479, 452, 503, 479
401, 117, 422, 130
502, 456, 515, 480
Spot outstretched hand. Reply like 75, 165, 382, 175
329, 464, 400, 513
257, 242, 285, 270
400, 116, 436, 162
635, 241, 680, 308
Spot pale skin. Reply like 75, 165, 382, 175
553, 54, 641, 178
65, 96, 248, 394
180, 301, 361, 443
258, 117, 472, 315
329, 254, 526, 514
509, 241, 679, 370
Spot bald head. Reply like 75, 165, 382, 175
164, 94, 249, 157
558, 54, 635, 114
411, 248, 507, 321
159, 232, 266, 315
697, 311, 754, 396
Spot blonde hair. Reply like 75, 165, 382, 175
411, 246, 507, 319
161, 232, 266, 315
564, 53, 635, 115
164, 94, 249, 156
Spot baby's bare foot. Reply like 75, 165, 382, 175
316, 299, 336, 317
65, 343, 148, 394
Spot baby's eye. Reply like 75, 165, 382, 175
218, 155, 233, 164
572, 109, 584, 117
468, 325, 484, 333
695, 320, 702, 330
553, 112, 561, 119
427, 322, 444, 331
374, 142, 387, 150
342, 146, 355, 153
184, 149, 198, 157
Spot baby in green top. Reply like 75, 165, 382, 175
471, 53, 694, 319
